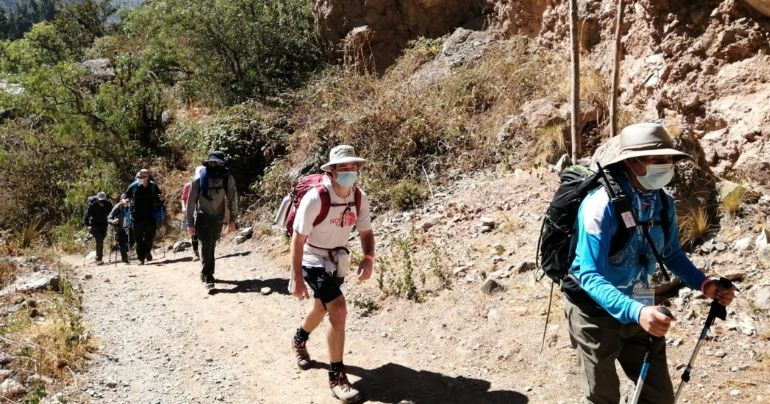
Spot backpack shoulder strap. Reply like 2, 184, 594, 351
658, 189, 671, 245
313, 185, 331, 226
353, 186, 362, 213
600, 168, 634, 257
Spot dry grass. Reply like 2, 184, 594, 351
721, 186, 747, 217
535, 124, 567, 164
0, 260, 17, 289
555, 66, 610, 107
679, 207, 711, 248
0, 258, 93, 396
284, 37, 560, 210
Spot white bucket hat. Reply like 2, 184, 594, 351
605, 123, 690, 165
320, 145, 367, 172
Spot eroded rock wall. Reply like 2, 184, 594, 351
521, 0, 770, 185
314, 0, 770, 186
312, 0, 486, 73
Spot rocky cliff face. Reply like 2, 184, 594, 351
529, 0, 770, 186
313, 0, 770, 187
312, 0, 486, 73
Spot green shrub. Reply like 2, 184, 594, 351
52, 219, 88, 254
384, 179, 429, 211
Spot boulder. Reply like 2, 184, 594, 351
480, 278, 504, 295
172, 241, 192, 253
0, 378, 25, 398
756, 229, 770, 250
238, 227, 254, 238
732, 237, 753, 251
234, 236, 248, 245
81, 58, 115, 80
519, 96, 569, 129
441, 28, 495, 69
0, 271, 60, 297
751, 286, 770, 310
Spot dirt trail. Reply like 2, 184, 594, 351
61, 169, 769, 404
64, 243, 535, 404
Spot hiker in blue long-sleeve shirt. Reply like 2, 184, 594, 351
564, 123, 736, 404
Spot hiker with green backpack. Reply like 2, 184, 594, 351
286, 145, 375, 404
540, 123, 735, 403
125, 169, 165, 265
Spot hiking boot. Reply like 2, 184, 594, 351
145, 252, 153, 262
292, 339, 311, 370
138, 260, 145, 266
95, 260, 104, 266
205, 275, 215, 289
329, 371, 361, 403
193, 251, 200, 261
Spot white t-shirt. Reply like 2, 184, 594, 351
293, 176, 372, 268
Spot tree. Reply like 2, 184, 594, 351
124, 0, 320, 104
53, 0, 116, 56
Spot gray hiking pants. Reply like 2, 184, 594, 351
90, 225, 107, 261
564, 298, 674, 404
195, 214, 222, 278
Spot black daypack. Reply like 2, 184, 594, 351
535, 164, 671, 286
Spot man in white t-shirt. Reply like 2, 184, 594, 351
290, 145, 375, 404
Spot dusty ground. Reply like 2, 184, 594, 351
61, 168, 769, 403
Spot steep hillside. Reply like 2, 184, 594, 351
314, 0, 770, 191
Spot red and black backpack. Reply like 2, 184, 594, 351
283, 173, 362, 236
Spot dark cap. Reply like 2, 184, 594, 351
205, 151, 226, 165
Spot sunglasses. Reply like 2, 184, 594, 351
138, 176, 148, 179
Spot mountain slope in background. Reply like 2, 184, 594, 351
0, 0, 141, 11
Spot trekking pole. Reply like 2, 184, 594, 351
540, 281, 554, 354
82, 234, 88, 268
630, 306, 673, 404
112, 226, 117, 267
673, 278, 733, 403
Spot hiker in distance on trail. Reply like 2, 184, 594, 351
288, 145, 375, 404
181, 165, 205, 262
107, 193, 132, 264
562, 123, 736, 403
83, 191, 113, 265
125, 169, 165, 265
185, 151, 237, 289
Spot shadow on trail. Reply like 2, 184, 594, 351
344, 363, 529, 404
148, 256, 194, 265
208, 278, 290, 295
217, 251, 252, 260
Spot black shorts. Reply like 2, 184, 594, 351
303, 266, 344, 304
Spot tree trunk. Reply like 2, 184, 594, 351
569, 0, 581, 162
610, 0, 625, 137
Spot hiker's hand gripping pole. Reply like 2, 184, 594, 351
631, 306, 673, 404
673, 277, 734, 403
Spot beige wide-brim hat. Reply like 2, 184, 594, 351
605, 123, 691, 166
320, 145, 367, 172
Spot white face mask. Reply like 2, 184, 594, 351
636, 163, 674, 190
334, 171, 358, 188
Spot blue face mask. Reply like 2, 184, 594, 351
335, 171, 358, 187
